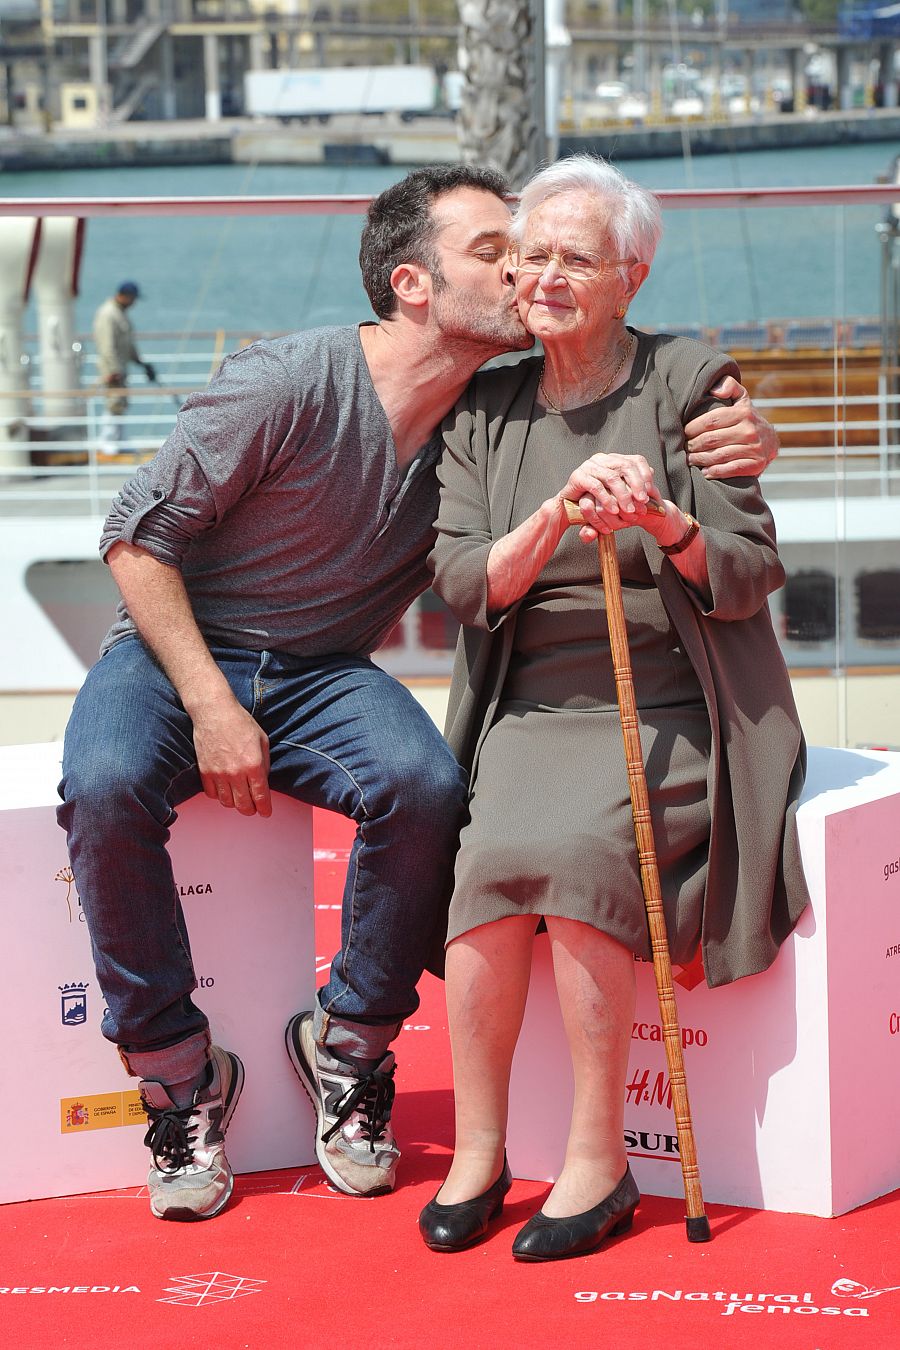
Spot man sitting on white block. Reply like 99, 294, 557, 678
57, 166, 777, 1223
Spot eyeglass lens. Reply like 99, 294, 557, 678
510, 247, 610, 279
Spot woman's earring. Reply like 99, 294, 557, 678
615, 302, 628, 319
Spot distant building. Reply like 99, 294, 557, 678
726, 0, 802, 22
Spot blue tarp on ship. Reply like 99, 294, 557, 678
839, 1, 900, 37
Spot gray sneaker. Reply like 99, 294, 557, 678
139, 1044, 244, 1221
286, 1011, 399, 1196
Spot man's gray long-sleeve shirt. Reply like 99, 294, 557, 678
99, 325, 443, 659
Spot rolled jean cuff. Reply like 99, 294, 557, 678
313, 999, 402, 1061
118, 1028, 211, 1085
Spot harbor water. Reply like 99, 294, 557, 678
0, 142, 894, 340
2, 141, 900, 750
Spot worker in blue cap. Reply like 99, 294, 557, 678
93, 280, 156, 426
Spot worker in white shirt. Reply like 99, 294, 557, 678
93, 280, 155, 416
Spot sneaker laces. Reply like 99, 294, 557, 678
143, 1103, 198, 1173
322, 1062, 396, 1152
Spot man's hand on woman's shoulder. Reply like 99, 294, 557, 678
684, 374, 779, 480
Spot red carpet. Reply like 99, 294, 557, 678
3, 810, 899, 1350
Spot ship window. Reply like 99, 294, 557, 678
417, 589, 460, 651
377, 620, 404, 650
856, 571, 900, 641
24, 560, 120, 669
782, 569, 836, 642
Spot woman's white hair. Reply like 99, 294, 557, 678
510, 154, 663, 267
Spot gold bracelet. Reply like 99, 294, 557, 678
659, 512, 701, 556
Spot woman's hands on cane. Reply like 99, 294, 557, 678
558, 452, 696, 559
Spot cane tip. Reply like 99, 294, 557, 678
686, 1215, 712, 1243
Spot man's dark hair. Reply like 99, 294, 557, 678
359, 164, 510, 320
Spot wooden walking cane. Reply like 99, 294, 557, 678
564, 498, 711, 1243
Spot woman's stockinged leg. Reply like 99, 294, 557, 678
437, 916, 537, 1204
543, 916, 635, 1218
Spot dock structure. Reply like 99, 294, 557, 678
3, 106, 900, 173
1, 1, 899, 139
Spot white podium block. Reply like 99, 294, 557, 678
507, 746, 900, 1216
1, 742, 316, 1206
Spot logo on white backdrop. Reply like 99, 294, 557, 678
626, 1067, 673, 1109
176, 882, 214, 897
64, 1102, 89, 1128
59, 982, 88, 1026
631, 1021, 708, 1048
55, 866, 82, 922
158, 1273, 266, 1307
623, 1128, 680, 1160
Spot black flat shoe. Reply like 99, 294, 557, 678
419, 1155, 512, 1252
511, 1166, 639, 1263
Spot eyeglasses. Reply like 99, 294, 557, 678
507, 244, 634, 280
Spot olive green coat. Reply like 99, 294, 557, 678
428, 334, 810, 987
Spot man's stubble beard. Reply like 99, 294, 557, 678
434, 286, 534, 354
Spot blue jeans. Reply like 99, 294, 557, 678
58, 637, 467, 1081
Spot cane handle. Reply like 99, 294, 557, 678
563, 499, 664, 527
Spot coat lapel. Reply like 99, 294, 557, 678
489, 358, 543, 540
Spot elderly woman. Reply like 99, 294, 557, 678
417, 156, 809, 1262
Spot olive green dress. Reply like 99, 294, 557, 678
447, 399, 712, 964
432, 337, 810, 989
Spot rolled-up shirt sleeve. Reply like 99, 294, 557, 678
100, 344, 294, 568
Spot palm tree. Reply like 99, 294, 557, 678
455, 0, 546, 187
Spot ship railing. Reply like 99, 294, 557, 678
9, 315, 888, 387
2, 184, 899, 747
2, 389, 899, 514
